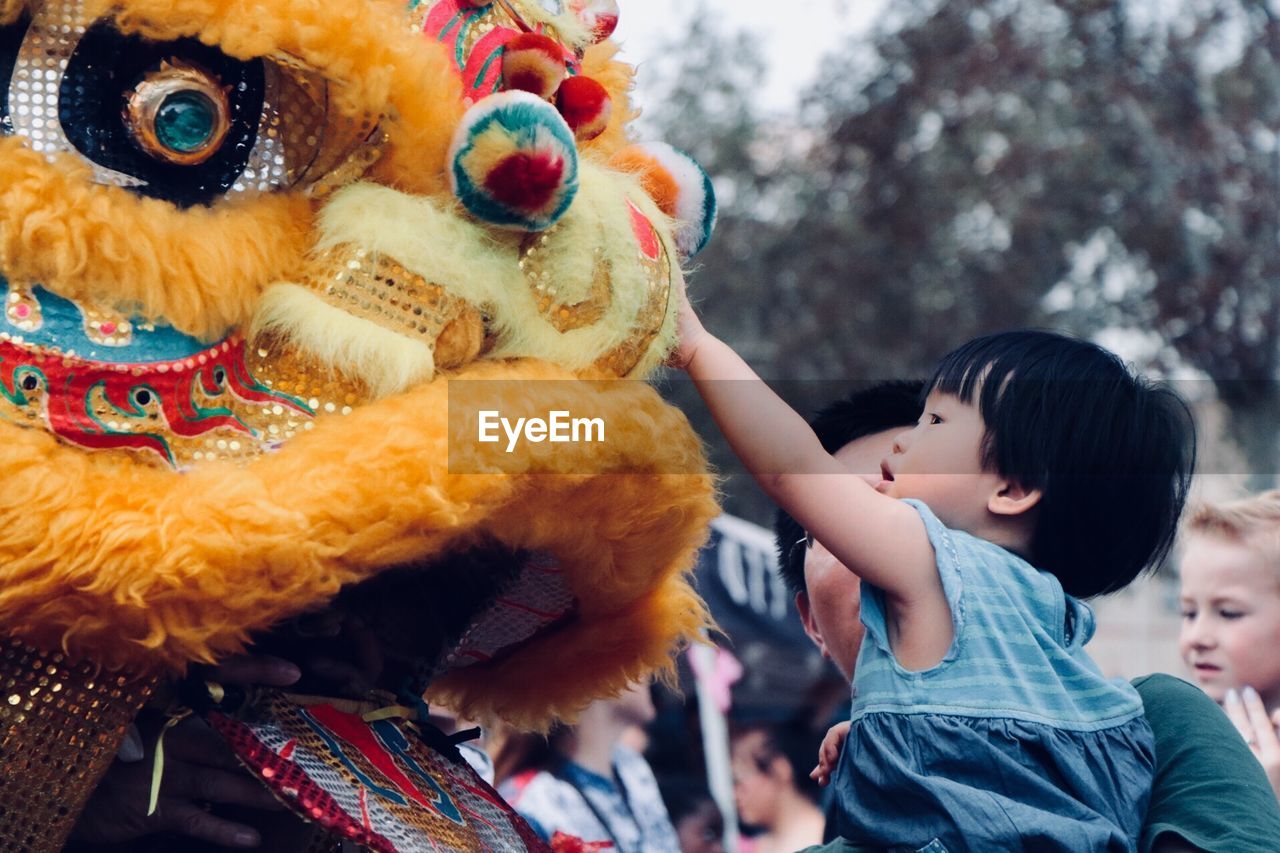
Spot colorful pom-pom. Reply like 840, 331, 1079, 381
612, 142, 717, 259
449, 91, 580, 231
502, 33, 567, 99
571, 0, 619, 43
556, 75, 612, 142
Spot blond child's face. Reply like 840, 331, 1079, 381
1179, 533, 1280, 706
879, 390, 1004, 534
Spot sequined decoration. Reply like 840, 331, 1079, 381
0, 334, 331, 467
6, 0, 367, 198
417, 0, 581, 98
208, 693, 549, 853
4, 283, 41, 332
519, 227, 611, 332
301, 244, 486, 355
81, 303, 132, 347
592, 200, 675, 376
5, 0, 145, 188
432, 551, 575, 677
0, 637, 156, 853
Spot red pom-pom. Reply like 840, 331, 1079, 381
556, 75, 612, 142
502, 33, 568, 99
573, 0, 619, 43
483, 151, 566, 213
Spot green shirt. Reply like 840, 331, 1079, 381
1135, 674, 1280, 852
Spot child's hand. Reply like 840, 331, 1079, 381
667, 277, 709, 371
810, 720, 851, 787
1225, 686, 1280, 801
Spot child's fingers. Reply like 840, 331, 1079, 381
1224, 689, 1256, 749
1242, 687, 1280, 758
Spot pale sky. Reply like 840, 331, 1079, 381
613, 0, 888, 112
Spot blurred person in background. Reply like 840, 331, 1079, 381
1179, 491, 1280, 804
495, 681, 679, 852
658, 776, 725, 853
729, 720, 824, 852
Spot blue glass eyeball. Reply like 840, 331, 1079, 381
154, 91, 219, 155
123, 62, 231, 166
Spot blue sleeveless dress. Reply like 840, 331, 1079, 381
831, 500, 1154, 853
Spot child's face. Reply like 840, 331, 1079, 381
879, 390, 1004, 533
1179, 533, 1280, 705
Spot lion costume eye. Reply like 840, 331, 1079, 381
1, 4, 372, 208
123, 61, 233, 167
52, 21, 267, 206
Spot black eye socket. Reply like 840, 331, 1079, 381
58, 22, 265, 208
0, 13, 31, 136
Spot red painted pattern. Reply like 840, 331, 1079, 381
626, 200, 661, 260
422, 0, 579, 97
0, 337, 309, 466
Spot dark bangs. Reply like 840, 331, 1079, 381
924, 330, 1196, 599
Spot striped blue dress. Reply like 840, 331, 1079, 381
831, 500, 1154, 853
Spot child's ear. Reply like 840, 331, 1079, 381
988, 480, 1042, 517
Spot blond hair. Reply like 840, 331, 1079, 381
1185, 490, 1280, 567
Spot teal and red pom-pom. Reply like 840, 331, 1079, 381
631, 141, 718, 259
555, 75, 611, 142
449, 91, 580, 231
502, 33, 567, 99
572, 0, 619, 43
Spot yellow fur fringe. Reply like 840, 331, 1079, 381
579, 41, 638, 157
0, 0, 21, 24
0, 140, 311, 340
0, 359, 716, 725
311, 170, 679, 378
90, 0, 466, 198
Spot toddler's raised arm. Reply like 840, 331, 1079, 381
672, 291, 940, 618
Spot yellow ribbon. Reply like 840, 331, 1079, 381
362, 704, 417, 724
146, 709, 193, 817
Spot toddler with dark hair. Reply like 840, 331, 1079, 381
673, 301, 1195, 852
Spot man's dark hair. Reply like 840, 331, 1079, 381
925, 329, 1196, 598
730, 719, 825, 805
773, 381, 924, 597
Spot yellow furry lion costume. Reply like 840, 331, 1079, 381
0, 0, 718, 847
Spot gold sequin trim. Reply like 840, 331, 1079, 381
0, 637, 156, 852
593, 231, 674, 376
519, 226, 611, 332
4, 284, 42, 333
301, 244, 485, 356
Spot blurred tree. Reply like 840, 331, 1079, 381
810, 0, 1280, 486
649, 0, 1280, 518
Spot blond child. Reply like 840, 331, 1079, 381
1179, 491, 1280, 801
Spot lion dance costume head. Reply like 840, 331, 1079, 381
0, 0, 719, 848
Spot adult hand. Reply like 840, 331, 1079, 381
70, 653, 301, 847
1224, 686, 1280, 802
